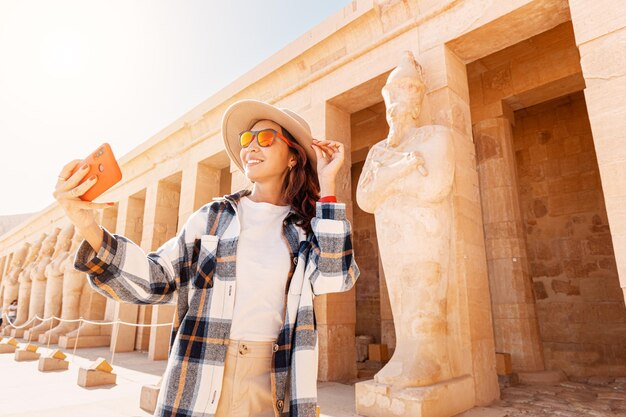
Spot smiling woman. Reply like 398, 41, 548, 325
53, 98, 360, 416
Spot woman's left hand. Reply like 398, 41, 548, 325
311, 139, 344, 192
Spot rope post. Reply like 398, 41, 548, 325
72, 317, 83, 365
46, 316, 54, 350
27, 322, 33, 345
110, 319, 120, 367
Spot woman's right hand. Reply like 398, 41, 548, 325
53, 159, 113, 251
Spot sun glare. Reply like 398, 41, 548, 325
39, 30, 85, 79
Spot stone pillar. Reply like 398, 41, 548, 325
437, 46, 499, 405
12, 234, 46, 332
101, 204, 119, 232
134, 305, 152, 351
416, 46, 501, 405
148, 303, 174, 360
109, 197, 139, 353
184, 159, 222, 218
230, 162, 251, 193
144, 175, 182, 361
305, 101, 358, 381
473, 116, 545, 372
111, 301, 139, 352
0, 255, 7, 316
569, 0, 626, 302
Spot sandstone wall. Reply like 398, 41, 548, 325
514, 91, 626, 377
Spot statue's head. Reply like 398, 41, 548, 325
11, 243, 31, 268
54, 224, 75, 255
382, 51, 425, 143
39, 228, 61, 259
26, 233, 47, 262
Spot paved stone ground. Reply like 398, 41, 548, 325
457, 377, 626, 417
1, 343, 624, 416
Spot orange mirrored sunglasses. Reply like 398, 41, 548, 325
239, 129, 295, 148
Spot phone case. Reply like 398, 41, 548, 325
70, 143, 122, 202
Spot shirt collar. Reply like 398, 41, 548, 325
222, 188, 299, 221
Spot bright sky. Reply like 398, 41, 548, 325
0, 0, 352, 216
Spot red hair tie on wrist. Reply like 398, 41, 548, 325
318, 195, 337, 203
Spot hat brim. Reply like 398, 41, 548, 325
221, 99, 317, 174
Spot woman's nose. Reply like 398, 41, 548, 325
248, 136, 261, 150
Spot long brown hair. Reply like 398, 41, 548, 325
280, 126, 319, 235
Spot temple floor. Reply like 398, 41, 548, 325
1, 343, 624, 416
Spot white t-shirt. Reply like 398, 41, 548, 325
229, 195, 292, 341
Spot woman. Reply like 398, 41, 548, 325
53, 99, 360, 417
7, 299, 17, 324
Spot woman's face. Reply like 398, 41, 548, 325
239, 119, 296, 183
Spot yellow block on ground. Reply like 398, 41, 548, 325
3, 337, 18, 346
49, 349, 67, 360
25, 344, 38, 353
89, 357, 113, 373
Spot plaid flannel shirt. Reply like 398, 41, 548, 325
74, 188, 360, 417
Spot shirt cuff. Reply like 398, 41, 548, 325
315, 201, 346, 221
73, 227, 119, 276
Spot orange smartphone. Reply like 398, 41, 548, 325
70, 143, 122, 202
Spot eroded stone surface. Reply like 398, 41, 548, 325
457, 378, 626, 416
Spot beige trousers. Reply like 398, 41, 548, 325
215, 339, 276, 417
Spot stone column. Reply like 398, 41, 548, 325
434, 47, 500, 405
569, 0, 626, 302
12, 234, 46, 334
304, 101, 358, 381
110, 197, 139, 353
126, 191, 151, 351
473, 116, 545, 372
179, 159, 222, 220
145, 176, 182, 361
0, 255, 7, 317
2, 245, 29, 336
230, 162, 251, 193
134, 306, 152, 351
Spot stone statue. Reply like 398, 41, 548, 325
26, 224, 74, 340
40, 230, 88, 344
61, 233, 109, 345
21, 228, 61, 334
60, 282, 109, 344
10, 233, 46, 332
356, 51, 455, 389
0, 243, 30, 332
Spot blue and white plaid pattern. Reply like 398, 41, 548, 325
74, 188, 360, 417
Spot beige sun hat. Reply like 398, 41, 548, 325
221, 99, 317, 174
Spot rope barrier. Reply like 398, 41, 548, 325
111, 319, 119, 366
46, 317, 54, 350
1, 312, 173, 329
71, 318, 81, 364
0, 313, 41, 330
1, 311, 178, 369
